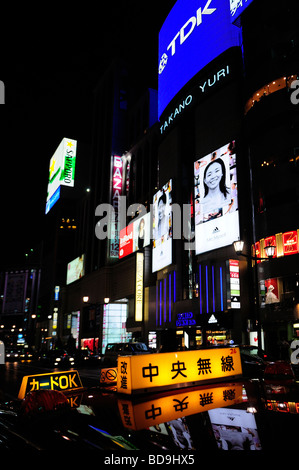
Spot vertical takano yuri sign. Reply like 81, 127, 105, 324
109, 155, 124, 259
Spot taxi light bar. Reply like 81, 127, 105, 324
18, 370, 83, 399
116, 347, 242, 395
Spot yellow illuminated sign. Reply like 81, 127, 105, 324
118, 382, 244, 430
117, 347, 242, 394
18, 370, 83, 399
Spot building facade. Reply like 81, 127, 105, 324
59, 0, 299, 360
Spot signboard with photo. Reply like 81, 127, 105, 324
194, 142, 239, 254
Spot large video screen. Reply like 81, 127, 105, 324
194, 142, 239, 254
158, 0, 240, 117
152, 180, 172, 272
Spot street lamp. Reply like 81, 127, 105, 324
233, 239, 276, 351
233, 240, 276, 260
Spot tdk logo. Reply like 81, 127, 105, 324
159, 0, 216, 75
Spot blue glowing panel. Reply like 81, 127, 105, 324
158, 0, 240, 117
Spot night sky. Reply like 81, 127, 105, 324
0, 1, 176, 270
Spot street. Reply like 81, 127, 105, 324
0, 361, 101, 402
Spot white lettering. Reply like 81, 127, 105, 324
199, 81, 207, 93
199, 64, 230, 94
160, 95, 193, 134
165, 0, 217, 61
180, 16, 196, 45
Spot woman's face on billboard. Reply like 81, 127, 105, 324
204, 161, 223, 190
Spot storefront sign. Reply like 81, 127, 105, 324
118, 382, 243, 430
176, 312, 196, 327
117, 347, 242, 394
18, 370, 83, 399
282, 231, 298, 256
229, 259, 240, 308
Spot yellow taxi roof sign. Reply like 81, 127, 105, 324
18, 370, 83, 399
117, 347, 242, 395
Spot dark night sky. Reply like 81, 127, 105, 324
0, 1, 176, 270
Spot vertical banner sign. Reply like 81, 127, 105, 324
110, 156, 123, 259
228, 259, 240, 308
135, 252, 144, 322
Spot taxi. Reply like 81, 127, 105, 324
0, 346, 299, 452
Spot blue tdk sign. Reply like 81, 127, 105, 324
158, 0, 240, 117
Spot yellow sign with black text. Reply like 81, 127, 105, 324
116, 347, 242, 394
118, 382, 244, 430
18, 370, 83, 399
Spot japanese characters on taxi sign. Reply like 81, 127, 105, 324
116, 347, 242, 394
18, 370, 83, 399
118, 382, 244, 430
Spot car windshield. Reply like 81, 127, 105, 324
131, 343, 148, 352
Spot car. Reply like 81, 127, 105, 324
5, 348, 21, 362
38, 349, 75, 368
263, 360, 297, 395
101, 342, 152, 366
1, 356, 299, 451
18, 348, 35, 362
238, 345, 267, 378
73, 348, 102, 367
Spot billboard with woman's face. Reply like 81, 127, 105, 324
194, 142, 239, 254
152, 180, 173, 272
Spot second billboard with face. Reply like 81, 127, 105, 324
194, 141, 239, 254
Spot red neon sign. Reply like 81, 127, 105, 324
282, 231, 298, 256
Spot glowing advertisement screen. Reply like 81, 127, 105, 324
152, 180, 172, 273
45, 138, 77, 214
158, 0, 240, 117
194, 142, 239, 254
119, 212, 151, 259
66, 254, 85, 285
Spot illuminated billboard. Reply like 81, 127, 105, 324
194, 142, 239, 254
119, 212, 151, 259
152, 180, 172, 273
66, 254, 85, 285
45, 138, 77, 214
109, 155, 124, 259
158, 0, 240, 117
